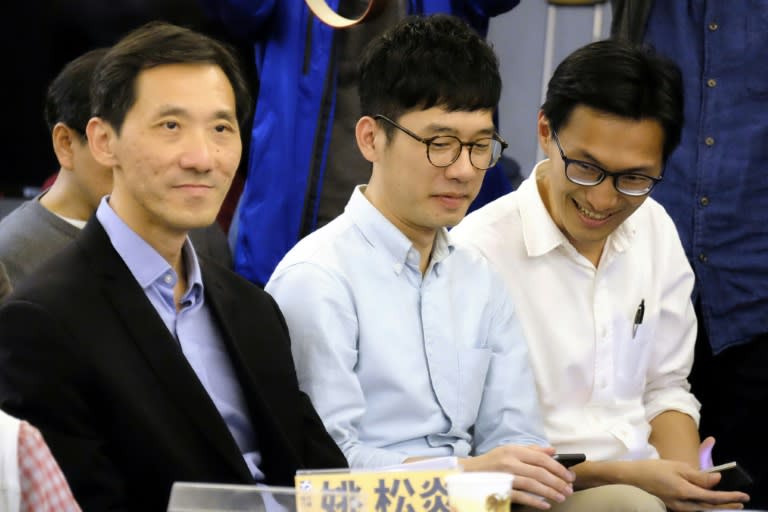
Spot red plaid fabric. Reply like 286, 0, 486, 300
17, 421, 81, 512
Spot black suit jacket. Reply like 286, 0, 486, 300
0, 220, 346, 511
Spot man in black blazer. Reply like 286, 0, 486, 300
0, 22, 346, 511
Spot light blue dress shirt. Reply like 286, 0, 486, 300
266, 187, 547, 469
95, 198, 264, 480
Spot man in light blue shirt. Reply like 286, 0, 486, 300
265, 14, 574, 510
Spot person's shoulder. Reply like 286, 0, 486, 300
189, 222, 231, 267
0, 243, 89, 318
0, 200, 38, 242
454, 191, 520, 237
272, 215, 358, 276
0, 199, 75, 255
451, 191, 524, 260
631, 196, 684, 241
450, 237, 493, 267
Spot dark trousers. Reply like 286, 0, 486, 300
690, 304, 768, 506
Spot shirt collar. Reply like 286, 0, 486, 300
95, 197, 204, 300
519, 160, 636, 259
344, 186, 454, 274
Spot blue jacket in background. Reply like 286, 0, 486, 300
202, 0, 520, 285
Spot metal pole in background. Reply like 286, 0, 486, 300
536, 4, 558, 163
536, 1, 608, 163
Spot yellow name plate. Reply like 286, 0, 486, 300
295, 468, 460, 512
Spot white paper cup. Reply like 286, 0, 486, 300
445, 472, 514, 512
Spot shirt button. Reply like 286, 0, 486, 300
708, 22, 719, 31
706, 78, 717, 88
164, 274, 173, 284
704, 136, 715, 146
699, 253, 708, 263
700, 196, 710, 206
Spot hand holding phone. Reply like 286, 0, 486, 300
553, 453, 586, 468
707, 461, 753, 491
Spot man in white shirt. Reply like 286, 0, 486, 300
266, 14, 576, 510
452, 40, 750, 510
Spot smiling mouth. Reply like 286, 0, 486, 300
574, 199, 611, 221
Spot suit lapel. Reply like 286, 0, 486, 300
201, 263, 302, 470
76, 220, 253, 481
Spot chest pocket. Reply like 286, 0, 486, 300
614, 324, 652, 398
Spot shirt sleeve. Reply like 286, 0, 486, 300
643, 214, 701, 424
266, 263, 408, 469
471, 266, 550, 454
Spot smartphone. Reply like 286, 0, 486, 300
707, 461, 753, 491
553, 453, 586, 468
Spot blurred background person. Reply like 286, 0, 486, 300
612, 0, 768, 503
201, 0, 524, 285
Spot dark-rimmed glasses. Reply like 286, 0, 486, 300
552, 131, 662, 196
374, 114, 508, 170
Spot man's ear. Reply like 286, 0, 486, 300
355, 116, 382, 163
85, 117, 118, 168
51, 123, 78, 171
537, 111, 553, 158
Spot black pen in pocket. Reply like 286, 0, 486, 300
632, 299, 645, 338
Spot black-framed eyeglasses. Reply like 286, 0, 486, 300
373, 114, 508, 170
551, 131, 662, 197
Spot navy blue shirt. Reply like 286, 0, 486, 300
644, 0, 768, 354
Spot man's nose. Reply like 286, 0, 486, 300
583, 177, 621, 211
178, 129, 214, 172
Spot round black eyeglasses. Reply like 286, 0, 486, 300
374, 114, 508, 170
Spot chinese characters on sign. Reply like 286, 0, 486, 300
295, 469, 458, 512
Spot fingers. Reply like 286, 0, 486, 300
698, 436, 715, 469
465, 445, 575, 506
522, 448, 576, 483
666, 499, 745, 511
509, 488, 553, 510
510, 474, 572, 506
676, 469, 751, 504
698, 490, 751, 506
525, 445, 557, 456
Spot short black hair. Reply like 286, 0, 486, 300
541, 39, 683, 161
91, 21, 252, 135
358, 14, 501, 136
44, 47, 109, 137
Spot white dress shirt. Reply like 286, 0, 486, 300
451, 162, 701, 461
266, 186, 547, 469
